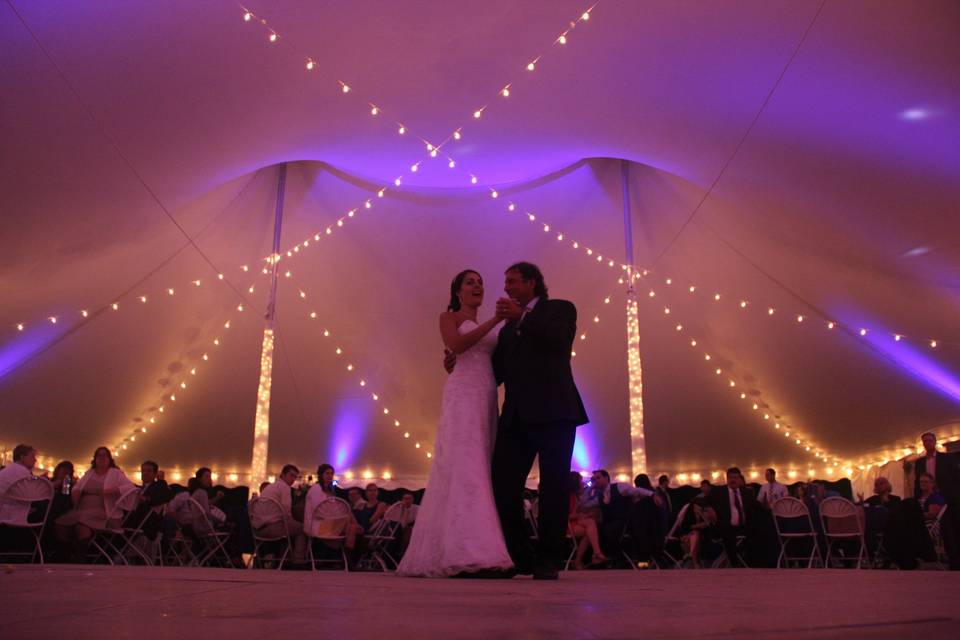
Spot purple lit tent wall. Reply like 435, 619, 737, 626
2, 1, 958, 494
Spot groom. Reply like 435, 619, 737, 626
491, 262, 588, 579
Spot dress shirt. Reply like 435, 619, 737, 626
757, 481, 788, 507
0, 462, 34, 525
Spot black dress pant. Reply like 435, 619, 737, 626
492, 416, 577, 570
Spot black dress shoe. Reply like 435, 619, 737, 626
532, 564, 559, 580
453, 568, 515, 579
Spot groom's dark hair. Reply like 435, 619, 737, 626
505, 262, 548, 299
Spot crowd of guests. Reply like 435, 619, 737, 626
0, 445, 420, 569
563, 432, 959, 570
1, 431, 957, 571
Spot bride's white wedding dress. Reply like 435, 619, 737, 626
396, 318, 514, 577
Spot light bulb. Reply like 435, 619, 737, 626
859, 328, 868, 336
453, 130, 461, 140
894, 334, 902, 341
268, 32, 277, 43
470, 176, 478, 184
16, 323, 23, 331
398, 125, 406, 135
582, 11, 590, 20
81, 310, 88, 317
527, 61, 536, 71
243, 12, 252, 21
306, 59, 315, 70
341, 84, 350, 93
827, 321, 835, 329
491, 190, 498, 198
448, 160, 455, 168
411, 164, 418, 172
558, 34, 567, 44
473, 109, 482, 119
501, 87, 510, 97
370, 106, 379, 115
930, 340, 938, 348
140, 295, 147, 303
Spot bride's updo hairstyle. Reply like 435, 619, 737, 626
447, 269, 481, 312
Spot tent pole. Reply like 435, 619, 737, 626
250, 163, 287, 489
621, 160, 647, 479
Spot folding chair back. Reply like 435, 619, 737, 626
358, 502, 404, 571
185, 496, 234, 567
248, 496, 292, 570
661, 503, 691, 568
925, 504, 949, 570
88, 486, 141, 565
0, 476, 54, 563
818, 497, 867, 569
306, 497, 352, 572
771, 497, 821, 568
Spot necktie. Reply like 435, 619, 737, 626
734, 489, 745, 525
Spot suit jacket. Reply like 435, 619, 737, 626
492, 298, 588, 429
914, 452, 960, 504
708, 485, 758, 528
126, 479, 172, 533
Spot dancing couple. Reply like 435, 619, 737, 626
397, 262, 587, 580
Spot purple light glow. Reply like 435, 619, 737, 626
327, 400, 370, 471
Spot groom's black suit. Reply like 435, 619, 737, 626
491, 297, 588, 574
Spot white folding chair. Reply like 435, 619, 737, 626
524, 499, 539, 541
306, 497, 352, 572
88, 486, 141, 565
772, 497, 822, 568
924, 504, 949, 570
248, 496, 293, 570
661, 503, 691, 569
0, 476, 54, 563
358, 502, 404, 571
819, 497, 867, 569
118, 502, 165, 566
186, 496, 234, 567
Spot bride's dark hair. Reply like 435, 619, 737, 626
447, 269, 481, 312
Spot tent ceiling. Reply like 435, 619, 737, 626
1, 1, 958, 481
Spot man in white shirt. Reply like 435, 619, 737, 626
757, 468, 788, 509
251, 464, 306, 564
0, 444, 38, 526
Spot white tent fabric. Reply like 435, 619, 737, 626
2, 1, 958, 485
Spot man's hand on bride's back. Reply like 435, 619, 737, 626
443, 349, 456, 373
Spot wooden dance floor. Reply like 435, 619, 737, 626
2, 565, 957, 639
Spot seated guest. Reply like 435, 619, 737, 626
124, 460, 172, 541
634, 474, 654, 491
678, 496, 719, 568
55, 447, 134, 561
757, 468, 788, 509
918, 473, 946, 523
656, 474, 674, 528
303, 464, 361, 553
0, 444, 38, 525
707, 467, 758, 567
394, 492, 420, 557
0, 444, 42, 555
589, 469, 657, 567
630, 473, 667, 563
251, 464, 306, 564
698, 479, 712, 499
186, 467, 227, 527
857, 476, 901, 562
354, 483, 387, 533
258, 481, 270, 495
568, 472, 606, 569
859, 477, 901, 507
347, 487, 365, 510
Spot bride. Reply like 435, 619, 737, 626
397, 269, 514, 577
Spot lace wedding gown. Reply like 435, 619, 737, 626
397, 319, 514, 577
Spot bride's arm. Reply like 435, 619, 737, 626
439, 312, 501, 355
